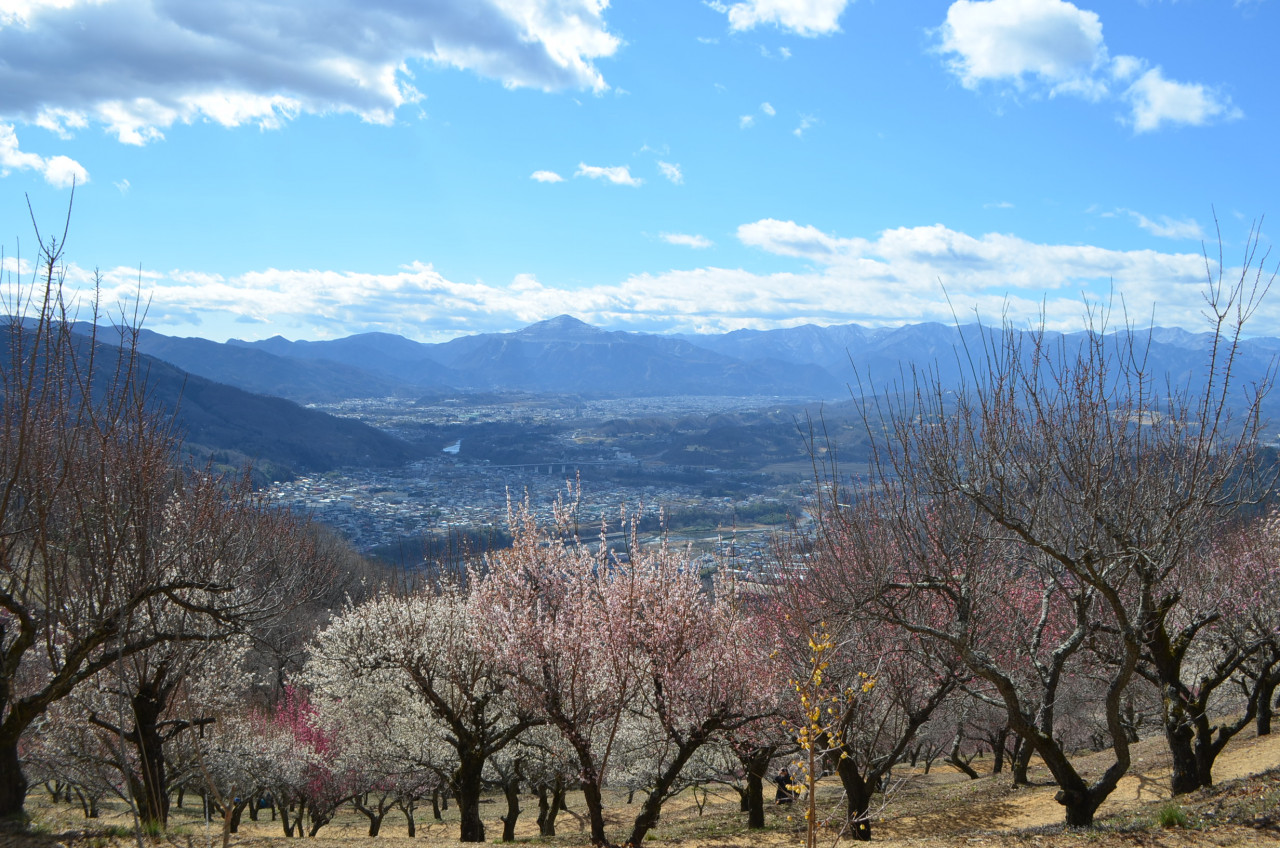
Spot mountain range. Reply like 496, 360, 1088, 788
125, 314, 1280, 410
220, 314, 845, 400
55, 315, 1280, 478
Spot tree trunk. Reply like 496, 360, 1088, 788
228, 799, 247, 834
1056, 787, 1105, 828
1121, 694, 1141, 743
1164, 714, 1202, 795
741, 747, 771, 829
353, 794, 392, 837
454, 760, 487, 842
624, 774, 671, 843
990, 727, 1009, 775
834, 750, 872, 841
307, 803, 333, 837
277, 796, 295, 837
535, 778, 564, 837
0, 736, 28, 819
500, 778, 521, 841
75, 788, 99, 819
536, 785, 551, 835
1256, 675, 1278, 736
401, 799, 417, 840
749, 772, 770, 828
581, 780, 608, 845
947, 726, 980, 780
1010, 735, 1031, 786
627, 723, 729, 848
131, 686, 171, 828
431, 789, 442, 821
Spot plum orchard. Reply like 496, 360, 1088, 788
803, 228, 1280, 827
14, 217, 1280, 842
0, 218, 328, 823
301, 499, 788, 845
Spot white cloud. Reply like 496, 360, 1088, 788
33, 106, 87, 139
984, 200, 1014, 209
714, 0, 851, 36
657, 161, 683, 184
761, 101, 776, 116
0, 256, 31, 276
735, 218, 1210, 305
739, 114, 756, 129
1119, 209, 1203, 240
41, 154, 87, 188
1124, 67, 1241, 132
738, 219, 843, 258
793, 114, 817, 136
0, 123, 87, 187
114, 177, 130, 193
1109, 54, 1143, 83
938, 0, 1108, 97
83, 217, 1253, 342
511, 273, 543, 292
0, 0, 620, 144
661, 233, 713, 249
531, 170, 565, 183
936, 0, 1241, 131
575, 162, 642, 186
0, 0, 101, 26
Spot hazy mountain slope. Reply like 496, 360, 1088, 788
229, 332, 461, 387
227, 315, 845, 398
56, 325, 421, 473
682, 321, 1280, 412
94, 315, 1280, 415
132, 329, 411, 402
143, 361, 420, 472
679, 321, 993, 385
431, 315, 845, 396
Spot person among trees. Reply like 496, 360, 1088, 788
774, 768, 796, 805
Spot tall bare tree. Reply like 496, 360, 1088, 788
0, 213, 326, 819
810, 228, 1275, 824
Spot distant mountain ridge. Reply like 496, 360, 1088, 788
113, 316, 1280, 418
222, 314, 845, 400
59, 322, 421, 476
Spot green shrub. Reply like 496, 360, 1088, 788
1157, 803, 1188, 829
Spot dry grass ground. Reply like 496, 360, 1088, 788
8, 728, 1280, 848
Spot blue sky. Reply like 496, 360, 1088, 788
2, 0, 1277, 342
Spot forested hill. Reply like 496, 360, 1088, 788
142, 355, 421, 475
56, 326, 421, 478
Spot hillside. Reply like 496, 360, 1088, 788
56, 326, 421, 476
133, 329, 412, 402
17, 724, 1280, 847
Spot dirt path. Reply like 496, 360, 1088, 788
881, 727, 1280, 841
990, 725, 1280, 831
